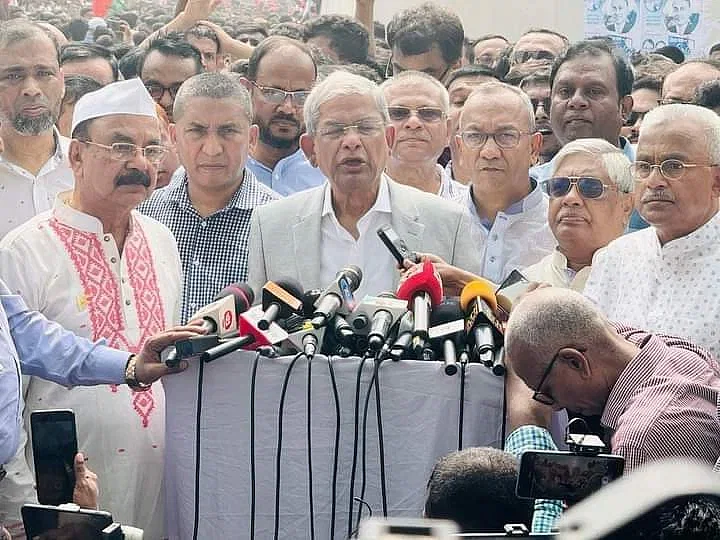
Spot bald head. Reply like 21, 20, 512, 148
662, 61, 720, 104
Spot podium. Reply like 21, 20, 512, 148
163, 353, 505, 539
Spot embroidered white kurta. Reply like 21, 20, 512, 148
584, 212, 720, 358
0, 198, 182, 539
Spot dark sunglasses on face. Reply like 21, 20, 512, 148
144, 82, 182, 101
387, 106, 445, 123
530, 97, 552, 112
543, 176, 617, 199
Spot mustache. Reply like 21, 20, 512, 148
270, 113, 300, 126
640, 189, 674, 203
115, 169, 152, 187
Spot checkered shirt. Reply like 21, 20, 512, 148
138, 167, 279, 323
505, 425, 564, 533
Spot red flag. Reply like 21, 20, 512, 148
92, 0, 113, 17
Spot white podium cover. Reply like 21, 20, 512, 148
163, 354, 505, 539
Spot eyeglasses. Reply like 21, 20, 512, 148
532, 352, 561, 406
318, 119, 386, 140
250, 81, 310, 107
512, 49, 557, 65
630, 159, 718, 181
144, 81, 183, 101
78, 140, 168, 164
459, 128, 530, 149
530, 97, 551, 113
387, 106, 446, 123
543, 176, 618, 199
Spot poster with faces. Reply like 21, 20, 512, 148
584, 0, 714, 58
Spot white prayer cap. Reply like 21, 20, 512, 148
71, 78, 158, 136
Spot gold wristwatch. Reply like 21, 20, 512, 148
124, 355, 151, 391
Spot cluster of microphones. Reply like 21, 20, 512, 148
166, 261, 512, 377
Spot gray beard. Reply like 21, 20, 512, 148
12, 111, 56, 136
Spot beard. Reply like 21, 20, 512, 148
12, 109, 56, 136
257, 114, 301, 150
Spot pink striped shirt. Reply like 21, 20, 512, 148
601, 325, 720, 472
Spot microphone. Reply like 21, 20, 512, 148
257, 278, 304, 330
492, 345, 506, 376
396, 260, 443, 354
348, 293, 408, 352
311, 266, 363, 329
388, 311, 414, 361
283, 319, 327, 360
166, 283, 255, 366
427, 299, 465, 376
460, 280, 504, 366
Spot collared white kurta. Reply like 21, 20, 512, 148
523, 249, 593, 292
0, 197, 182, 539
584, 212, 720, 358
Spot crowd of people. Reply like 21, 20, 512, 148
1, 0, 720, 537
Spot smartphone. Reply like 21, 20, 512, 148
30, 409, 78, 506
495, 270, 531, 321
377, 225, 420, 265
359, 517, 458, 540
21, 504, 113, 539
516, 450, 624, 502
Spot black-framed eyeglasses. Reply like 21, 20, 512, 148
78, 140, 168, 164
512, 49, 557, 65
459, 128, 530, 149
543, 176, 619, 199
532, 351, 561, 406
250, 81, 310, 107
387, 106, 446, 123
630, 159, 718, 181
530, 97, 551, 113
144, 81, 183, 101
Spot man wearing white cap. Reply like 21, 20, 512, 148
0, 78, 181, 537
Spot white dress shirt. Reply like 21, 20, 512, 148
0, 129, 74, 240
0, 197, 182, 538
584, 211, 720, 358
320, 175, 396, 300
523, 249, 593, 292
455, 180, 556, 283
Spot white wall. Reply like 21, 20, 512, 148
321, 0, 720, 45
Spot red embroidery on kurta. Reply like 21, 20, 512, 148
49, 216, 166, 428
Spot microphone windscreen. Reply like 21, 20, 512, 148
269, 278, 304, 301
340, 265, 363, 290
460, 279, 498, 313
396, 260, 443, 307
216, 282, 255, 314
430, 298, 464, 325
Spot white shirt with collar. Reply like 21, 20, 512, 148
455, 180, 555, 283
584, 211, 720, 359
385, 164, 467, 203
523, 249, 594, 292
0, 128, 74, 239
320, 175, 396, 300
0, 196, 182, 538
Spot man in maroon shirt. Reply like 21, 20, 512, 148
505, 287, 720, 473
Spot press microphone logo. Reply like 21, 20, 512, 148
339, 276, 356, 311
222, 309, 234, 332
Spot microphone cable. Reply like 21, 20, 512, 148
356, 355, 379, 533
373, 356, 389, 517
458, 361, 467, 451
191, 353, 205, 540
347, 355, 369, 538
327, 355, 341, 540
273, 351, 304, 540
307, 354, 316, 540
249, 349, 262, 539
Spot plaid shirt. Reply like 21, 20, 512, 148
505, 425, 563, 533
138, 168, 279, 323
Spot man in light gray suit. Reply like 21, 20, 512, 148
248, 71, 481, 299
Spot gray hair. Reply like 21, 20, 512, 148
380, 70, 450, 113
640, 103, 720, 164
505, 288, 608, 372
460, 81, 536, 132
303, 70, 389, 136
551, 138, 634, 193
173, 72, 253, 122
0, 20, 58, 57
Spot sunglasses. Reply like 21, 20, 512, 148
530, 97, 551, 112
387, 106, 445, 123
543, 176, 617, 199
513, 49, 556, 64
144, 82, 182, 101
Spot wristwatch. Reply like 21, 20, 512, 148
124, 355, 151, 391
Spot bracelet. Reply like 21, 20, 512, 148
124, 355, 151, 391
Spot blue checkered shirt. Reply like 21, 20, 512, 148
138, 168, 279, 323
505, 425, 564, 533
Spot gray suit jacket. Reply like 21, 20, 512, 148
247, 179, 482, 297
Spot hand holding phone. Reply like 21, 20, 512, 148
377, 225, 420, 266
31, 410, 78, 506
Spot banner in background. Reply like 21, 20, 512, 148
229, 0, 321, 20
584, 0, 712, 58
